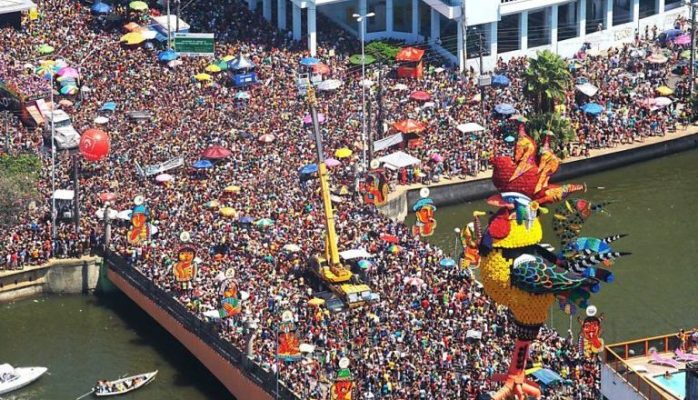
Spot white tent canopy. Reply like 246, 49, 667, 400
0, 0, 36, 14
378, 151, 420, 170
457, 122, 485, 133
339, 249, 374, 260
150, 15, 190, 34
373, 133, 403, 152
52, 189, 74, 201
575, 82, 599, 97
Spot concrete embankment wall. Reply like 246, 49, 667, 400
382, 133, 698, 221
0, 257, 100, 302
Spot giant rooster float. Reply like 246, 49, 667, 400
478, 126, 629, 399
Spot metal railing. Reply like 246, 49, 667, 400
604, 334, 683, 400
101, 250, 300, 400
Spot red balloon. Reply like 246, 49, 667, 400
79, 129, 110, 161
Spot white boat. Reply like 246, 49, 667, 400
93, 371, 157, 397
0, 363, 48, 395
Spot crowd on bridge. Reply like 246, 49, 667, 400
1, 0, 694, 398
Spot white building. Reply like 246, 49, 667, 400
249, 0, 690, 71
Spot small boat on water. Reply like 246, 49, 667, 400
0, 363, 48, 395
93, 371, 157, 397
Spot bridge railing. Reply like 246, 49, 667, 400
102, 250, 300, 400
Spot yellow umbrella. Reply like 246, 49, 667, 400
224, 185, 241, 193
120, 32, 145, 45
129, 1, 148, 10
656, 86, 673, 96
221, 55, 235, 62
194, 73, 212, 81
219, 207, 237, 217
308, 297, 325, 306
335, 148, 353, 159
205, 64, 222, 73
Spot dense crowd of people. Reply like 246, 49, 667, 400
1, 0, 694, 398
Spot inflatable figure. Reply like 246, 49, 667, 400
578, 306, 605, 358
461, 211, 486, 269
277, 311, 301, 361
173, 233, 197, 290
127, 196, 149, 245
477, 126, 629, 400
331, 358, 354, 400
412, 197, 437, 237
361, 171, 389, 206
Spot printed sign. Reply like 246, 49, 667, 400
174, 33, 214, 57
140, 156, 184, 176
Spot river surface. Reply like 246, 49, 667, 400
0, 292, 232, 400
408, 149, 698, 343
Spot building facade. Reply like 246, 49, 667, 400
249, 0, 689, 71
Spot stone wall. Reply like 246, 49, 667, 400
0, 257, 100, 302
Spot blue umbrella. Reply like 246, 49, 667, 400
100, 102, 117, 112
491, 74, 510, 87
439, 258, 457, 268
299, 57, 320, 66
239, 216, 254, 224
358, 259, 372, 269
91, 2, 112, 14
504, 135, 516, 143
299, 163, 318, 175
193, 159, 213, 169
494, 103, 516, 115
581, 103, 604, 116
158, 50, 177, 62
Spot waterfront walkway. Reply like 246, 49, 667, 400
383, 122, 698, 205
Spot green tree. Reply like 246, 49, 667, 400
0, 154, 41, 227
527, 113, 576, 158
523, 50, 572, 113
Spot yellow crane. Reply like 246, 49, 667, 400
306, 87, 352, 283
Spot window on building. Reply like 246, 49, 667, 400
664, 0, 683, 11
367, 0, 387, 33
466, 24, 490, 59
393, 0, 412, 32
586, 0, 605, 33
439, 15, 457, 55
559, 1, 579, 41
528, 9, 550, 48
418, 1, 430, 39
613, 0, 632, 26
639, 0, 657, 18
498, 14, 520, 53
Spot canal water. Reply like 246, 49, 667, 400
0, 292, 232, 400
408, 149, 698, 343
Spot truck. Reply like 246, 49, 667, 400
42, 109, 80, 150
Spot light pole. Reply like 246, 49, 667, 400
453, 227, 461, 258
49, 72, 57, 242
353, 11, 375, 172
688, 0, 696, 96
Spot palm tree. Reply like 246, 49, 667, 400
523, 50, 572, 113
527, 113, 576, 158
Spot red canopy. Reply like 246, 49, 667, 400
312, 63, 330, 75
201, 145, 231, 159
410, 91, 430, 101
396, 47, 425, 62
393, 119, 426, 133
